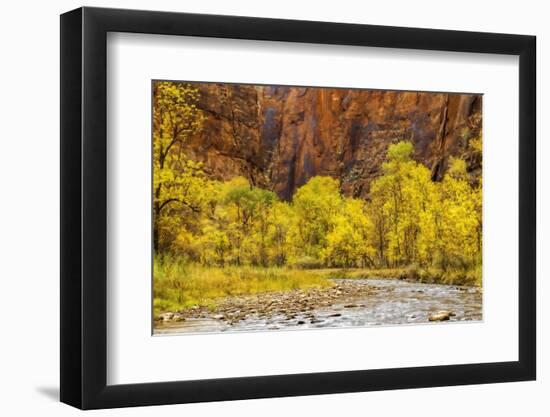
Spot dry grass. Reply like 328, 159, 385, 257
154, 256, 481, 316
311, 265, 481, 286
153, 256, 332, 315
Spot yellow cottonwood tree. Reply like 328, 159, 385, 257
322, 199, 375, 268
152, 126, 482, 278
437, 157, 480, 268
268, 201, 294, 266
370, 142, 433, 266
153, 81, 207, 253
291, 176, 342, 259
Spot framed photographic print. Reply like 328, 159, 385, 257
60, 6, 536, 409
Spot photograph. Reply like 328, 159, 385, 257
152, 81, 483, 335
0, 0, 543, 414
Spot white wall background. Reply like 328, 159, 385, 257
0, 0, 545, 415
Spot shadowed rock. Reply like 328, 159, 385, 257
428, 310, 455, 321
185, 84, 482, 199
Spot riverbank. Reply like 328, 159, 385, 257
315, 266, 481, 286
156, 279, 375, 324
154, 278, 482, 334
153, 261, 332, 317
154, 260, 481, 318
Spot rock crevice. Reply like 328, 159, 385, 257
185, 83, 482, 199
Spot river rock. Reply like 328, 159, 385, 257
159, 312, 174, 322
155, 278, 483, 334
428, 311, 454, 321
172, 313, 185, 322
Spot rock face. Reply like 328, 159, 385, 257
185, 83, 482, 200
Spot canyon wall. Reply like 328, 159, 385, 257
184, 83, 482, 200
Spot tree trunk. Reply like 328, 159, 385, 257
153, 190, 160, 254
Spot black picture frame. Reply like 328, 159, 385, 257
60, 6, 536, 410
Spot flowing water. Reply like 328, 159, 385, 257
154, 278, 482, 335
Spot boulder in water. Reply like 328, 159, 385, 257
428, 311, 454, 321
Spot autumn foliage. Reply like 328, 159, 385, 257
153, 82, 482, 281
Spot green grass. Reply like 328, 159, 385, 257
153, 256, 333, 316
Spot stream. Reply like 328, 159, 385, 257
154, 278, 482, 335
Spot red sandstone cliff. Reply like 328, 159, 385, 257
184, 83, 482, 200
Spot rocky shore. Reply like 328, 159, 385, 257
156, 279, 378, 326
154, 278, 482, 334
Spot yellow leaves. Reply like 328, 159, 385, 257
153, 81, 210, 252
447, 157, 468, 180
423, 163, 481, 268
386, 141, 414, 163
293, 176, 341, 215
153, 105, 482, 273
469, 135, 482, 154
291, 176, 343, 258
368, 141, 481, 269
321, 199, 375, 268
